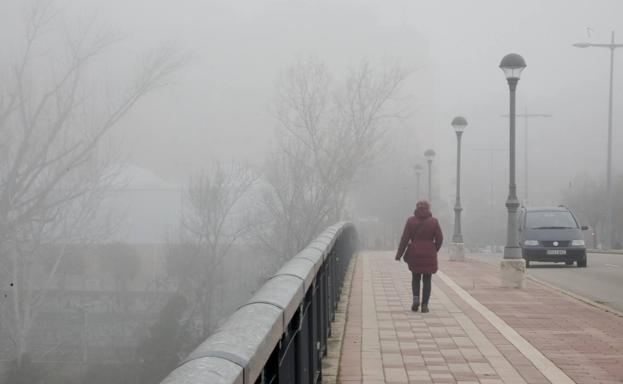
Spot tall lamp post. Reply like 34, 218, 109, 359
451, 116, 468, 261
499, 53, 527, 288
414, 164, 423, 201
574, 31, 622, 249
424, 149, 436, 203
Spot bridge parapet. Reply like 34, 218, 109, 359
161, 222, 357, 384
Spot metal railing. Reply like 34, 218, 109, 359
161, 222, 358, 384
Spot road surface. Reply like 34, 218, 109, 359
469, 251, 623, 313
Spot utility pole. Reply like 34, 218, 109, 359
474, 148, 508, 247
501, 107, 551, 205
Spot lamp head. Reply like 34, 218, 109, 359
499, 53, 527, 80
424, 149, 436, 161
573, 42, 591, 48
414, 164, 423, 172
451, 116, 468, 133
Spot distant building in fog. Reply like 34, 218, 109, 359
104, 165, 182, 244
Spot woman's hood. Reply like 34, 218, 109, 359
414, 206, 432, 219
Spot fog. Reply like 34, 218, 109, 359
1, 0, 622, 382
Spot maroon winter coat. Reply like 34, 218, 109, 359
395, 207, 443, 274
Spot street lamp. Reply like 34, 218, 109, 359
424, 149, 436, 203
413, 164, 423, 201
499, 53, 527, 288
574, 31, 623, 249
451, 116, 467, 261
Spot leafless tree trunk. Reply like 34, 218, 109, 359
0, 1, 185, 366
563, 175, 608, 248
172, 162, 257, 339
257, 57, 411, 260
565, 175, 623, 249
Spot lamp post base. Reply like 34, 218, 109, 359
500, 259, 526, 288
449, 242, 465, 261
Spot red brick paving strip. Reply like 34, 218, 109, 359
439, 253, 623, 384
337, 251, 623, 383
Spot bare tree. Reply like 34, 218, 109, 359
169, 162, 257, 339
257, 57, 411, 260
563, 175, 608, 248
0, 2, 184, 367
564, 174, 623, 249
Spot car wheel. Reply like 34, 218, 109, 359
577, 258, 587, 268
525, 259, 530, 268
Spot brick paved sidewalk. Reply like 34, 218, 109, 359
336, 251, 623, 384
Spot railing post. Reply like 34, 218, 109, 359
295, 298, 312, 383
312, 275, 321, 382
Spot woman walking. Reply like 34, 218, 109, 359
395, 200, 443, 313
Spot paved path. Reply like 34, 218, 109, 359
335, 251, 623, 384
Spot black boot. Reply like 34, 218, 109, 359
421, 304, 429, 313
411, 296, 419, 312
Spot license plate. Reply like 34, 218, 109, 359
546, 249, 566, 255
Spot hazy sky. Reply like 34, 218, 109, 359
3, 0, 623, 205
405, 0, 623, 206
409, 0, 623, 158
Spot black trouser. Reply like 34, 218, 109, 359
411, 272, 432, 305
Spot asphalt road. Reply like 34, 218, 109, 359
469, 252, 623, 313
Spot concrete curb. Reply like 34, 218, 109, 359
525, 274, 623, 319
588, 249, 623, 255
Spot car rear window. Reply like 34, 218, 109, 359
525, 211, 578, 229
